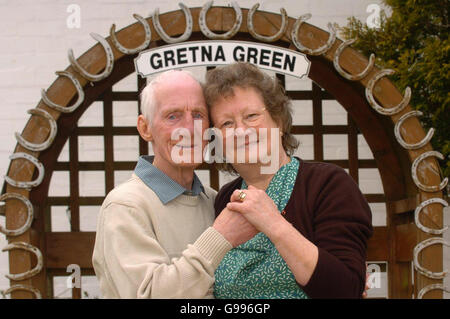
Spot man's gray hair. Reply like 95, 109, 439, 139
140, 69, 199, 123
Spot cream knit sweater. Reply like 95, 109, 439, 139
92, 174, 232, 298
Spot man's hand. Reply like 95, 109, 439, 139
213, 206, 258, 247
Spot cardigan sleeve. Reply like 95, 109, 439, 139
300, 164, 373, 298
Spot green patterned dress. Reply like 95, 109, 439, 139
214, 157, 308, 299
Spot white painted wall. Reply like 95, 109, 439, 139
0, 0, 448, 299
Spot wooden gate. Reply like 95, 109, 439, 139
1, 3, 447, 298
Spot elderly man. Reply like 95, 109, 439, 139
92, 70, 257, 298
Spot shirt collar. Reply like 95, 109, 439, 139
134, 155, 206, 204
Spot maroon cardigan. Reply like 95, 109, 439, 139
214, 158, 373, 299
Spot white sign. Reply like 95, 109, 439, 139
134, 40, 310, 79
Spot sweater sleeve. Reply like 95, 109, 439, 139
300, 165, 373, 298
98, 202, 232, 299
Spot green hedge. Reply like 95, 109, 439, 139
340, 0, 449, 186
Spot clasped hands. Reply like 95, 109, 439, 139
213, 185, 284, 248
226, 185, 286, 238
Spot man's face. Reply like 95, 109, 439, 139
146, 74, 209, 171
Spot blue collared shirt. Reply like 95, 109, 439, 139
134, 155, 206, 205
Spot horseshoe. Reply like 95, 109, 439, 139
247, 4, 287, 42
394, 110, 435, 150
110, 14, 151, 55
15, 108, 57, 152
2, 284, 42, 299
199, 1, 242, 40
4, 153, 45, 190
414, 198, 448, 235
68, 32, 114, 82
291, 14, 336, 56
411, 151, 448, 192
2, 242, 43, 281
365, 69, 411, 116
333, 39, 375, 81
153, 3, 193, 44
417, 283, 450, 299
41, 71, 85, 113
0, 193, 34, 237
413, 237, 449, 279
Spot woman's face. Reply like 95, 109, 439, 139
210, 86, 282, 166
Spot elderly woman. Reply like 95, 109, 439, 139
203, 62, 373, 299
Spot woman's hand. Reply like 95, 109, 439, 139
227, 185, 319, 286
226, 185, 285, 237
